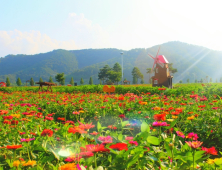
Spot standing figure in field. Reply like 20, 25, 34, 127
148, 47, 173, 88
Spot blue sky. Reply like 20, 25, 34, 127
0, 0, 221, 57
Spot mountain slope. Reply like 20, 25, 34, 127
0, 41, 222, 85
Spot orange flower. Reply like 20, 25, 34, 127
154, 114, 166, 121
7, 145, 22, 150
185, 141, 203, 149
59, 163, 77, 170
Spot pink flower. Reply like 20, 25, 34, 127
73, 111, 80, 115
125, 137, 134, 141
186, 132, 198, 140
97, 136, 113, 144
176, 131, 185, 138
129, 141, 138, 146
152, 122, 170, 127
20, 138, 35, 142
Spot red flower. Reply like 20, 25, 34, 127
11, 120, 19, 125
118, 114, 125, 119
41, 129, 53, 137
153, 114, 166, 121
202, 146, 218, 155
7, 145, 22, 150
3, 120, 11, 124
109, 143, 128, 151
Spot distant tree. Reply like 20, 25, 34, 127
200, 79, 203, 83
132, 67, 143, 84
98, 65, 111, 84
80, 78, 84, 85
55, 73, 65, 85
70, 77, 74, 86
6, 77, 10, 87
146, 68, 152, 84
216, 79, 218, 83
168, 63, 178, 75
107, 70, 121, 84
133, 76, 138, 84
210, 77, 212, 83
39, 77, 43, 82
16, 77, 22, 86
220, 77, 222, 83
179, 80, 182, 83
30, 78, 34, 86
141, 79, 144, 84
195, 79, 197, 83
61, 79, 65, 85
89, 77, 93, 85
49, 76, 53, 83
113, 62, 122, 72
99, 80, 102, 85
187, 79, 189, 83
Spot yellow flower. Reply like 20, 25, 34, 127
187, 116, 195, 120
59, 163, 77, 170
11, 114, 21, 118
22, 160, 36, 166
5, 104, 10, 107
166, 119, 174, 122
13, 160, 20, 167
79, 110, 84, 113
153, 129, 157, 132
172, 116, 178, 119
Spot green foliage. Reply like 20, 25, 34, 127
61, 79, 65, 85
168, 63, 178, 74
179, 80, 182, 83
210, 77, 212, 82
195, 79, 197, 83
89, 77, 93, 85
70, 77, 74, 85
49, 76, 53, 83
187, 79, 189, 83
146, 68, 152, 84
80, 78, 84, 85
39, 77, 43, 82
133, 76, 137, 84
16, 77, 22, 86
113, 62, 122, 72
6, 77, 10, 87
30, 77, 34, 86
55, 73, 65, 85
132, 67, 143, 84
141, 79, 144, 84
99, 80, 102, 85
98, 65, 111, 84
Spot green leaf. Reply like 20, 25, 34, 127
141, 121, 149, 132
97, 122, 102, 131
147, 136, 160, 145
215, 159, 222, 165
121, 121, 129, 127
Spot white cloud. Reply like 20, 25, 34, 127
65, 13, 111, 49
0, 30, 78, 57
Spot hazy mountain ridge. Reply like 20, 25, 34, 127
0, 41, 222, 84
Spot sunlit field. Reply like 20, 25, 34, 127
1, 83, 222, 169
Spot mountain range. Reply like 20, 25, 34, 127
0, 41, 222, 85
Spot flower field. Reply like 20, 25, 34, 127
1, 84, 222, 169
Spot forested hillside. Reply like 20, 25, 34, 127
1, 41, 222, 85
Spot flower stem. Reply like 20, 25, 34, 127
94, 153, 97, 168
193, 149, 195, 170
